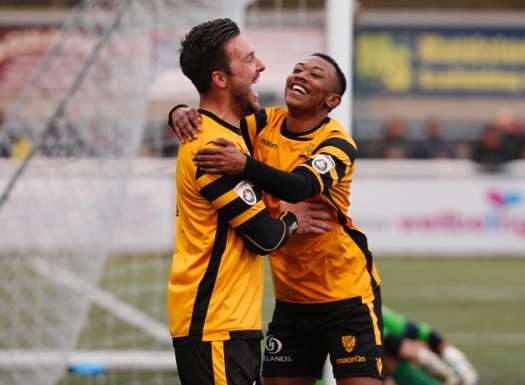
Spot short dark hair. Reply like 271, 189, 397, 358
311, 52, 347, 96
179, 18, 240, 93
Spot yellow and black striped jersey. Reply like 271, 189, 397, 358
240, 107, 381, 304
168, 109, 296, 344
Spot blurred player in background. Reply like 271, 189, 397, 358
167, 18, 332, 385
170, 52, 383, 385
382, 307, 478, 385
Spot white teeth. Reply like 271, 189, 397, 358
291, 84, 306, 94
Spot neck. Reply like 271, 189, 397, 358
199, 91, 242, 128
286, 107, 328, 133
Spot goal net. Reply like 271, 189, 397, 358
0, 1, 251, 385
0, 0, 323, 384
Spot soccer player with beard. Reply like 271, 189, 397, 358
167, 19, 333, 385
171, 54, 383, 385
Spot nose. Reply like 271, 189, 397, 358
294, 71, 307, 82
255, 56, 265, 73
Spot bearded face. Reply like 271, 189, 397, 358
230, 74, 259, 116
223, 34, 265, 117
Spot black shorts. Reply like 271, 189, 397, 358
262, 288, 383, 380
174, 338, 262, 385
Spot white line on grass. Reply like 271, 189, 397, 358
384, 286, 525, 302
0, 350, 177, 370
31, 258, 169, 344
447, 332, 525, 346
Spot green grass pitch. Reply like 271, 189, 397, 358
16, 255, 521, 385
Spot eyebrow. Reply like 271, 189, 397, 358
294, 63, 325, 72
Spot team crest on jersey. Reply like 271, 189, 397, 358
234, 180, 257, 205
300, 143, 316, 159
312, 154, 335, 174
341, 335, 356, 353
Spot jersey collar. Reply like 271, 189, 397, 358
198, 109, 241, 135
280, 117, 330, 141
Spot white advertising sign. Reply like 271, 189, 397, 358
1, 159, 524, 256
351, 178, 525, 256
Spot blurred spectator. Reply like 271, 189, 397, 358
471, 124, 513, 171
138, 142, 156, 157
493, 113, 525, 160
10, 136, 32, 159
161, 122, 179, 157
0, 109, 10, 157
361, 116, 413, 158
453, 141, 472, 159
412, 117, 455, 159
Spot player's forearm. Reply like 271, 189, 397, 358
237, 211, 298, 255
242, 156, 320, 202
441, 345, 479, 385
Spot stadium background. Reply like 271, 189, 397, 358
0, 1, 524, 385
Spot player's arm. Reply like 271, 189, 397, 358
196, 171, 328, 254
383, 306, 444, 351
236, 210, 297, 254
193, 136, 356, 203
168, 104, 201, 143
168, 105, 267, 149
383, 307, 478, 385
384, 335, 459, 385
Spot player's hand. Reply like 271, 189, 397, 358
442, 345, 478, 385
193, 138, 247, 175
416, 347, 460, 385
282, 201, 334, 234
169, 106, 201, 143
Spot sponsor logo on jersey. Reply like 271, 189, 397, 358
335, 355, 366, 365
260, 138, 278, 149
265, 335, 283, 354
341, 335, 356, 353
312, 154, 335, 174
263, 335, 292, 362
234, 181, 257, 205
263, 355, 292, 362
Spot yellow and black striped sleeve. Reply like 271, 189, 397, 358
196, 168, 297, 254
240, 136, 356, 203
240, 109, 269, 154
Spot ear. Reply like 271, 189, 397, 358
326, 94, 341, 110
211, 71, 228, 89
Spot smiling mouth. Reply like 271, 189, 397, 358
250, 76, 260, 97
249, 83, 259, 99
290, 83, 307, 95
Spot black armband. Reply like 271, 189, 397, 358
405, 321, 419, 339
167, 104, 189, 130
236, 210, 296, 255
241, 155, 320, 203
281, 211, 298, 234
428, 331, 445, 354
